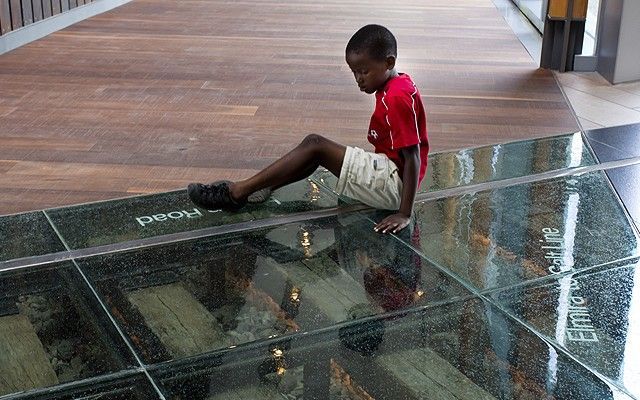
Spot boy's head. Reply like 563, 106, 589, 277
345, 24, 398, 94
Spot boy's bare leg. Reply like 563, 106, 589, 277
229, 134, 346, 202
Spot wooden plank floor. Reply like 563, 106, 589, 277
0, 0, 579, 215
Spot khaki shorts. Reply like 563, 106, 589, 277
336, 146, 403, 210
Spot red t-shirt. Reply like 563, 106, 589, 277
367, 73, 429, 183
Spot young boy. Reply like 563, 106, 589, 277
188, 24, 428, 234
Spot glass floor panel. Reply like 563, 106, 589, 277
150, 297, 630, 400
421, 132, 595, 192
0, 262, 137, 397
405, 170, 640, 292
46, 178, 339, 250
0, 212, 66, 262
492, 257, 640, 398
2, 131, 640, 399
75, 213, 471, 364
313, 132, 595, 196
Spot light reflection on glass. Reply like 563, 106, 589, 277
309, 181, 321, 203
298, 227, 313, 259
271, 347, 286, 376
491, 144, 502, 176
569, 132, 584, 167
546, 345, 559, 393
483, 147, 503, 289
483, 187, 503, 288
555, 188, 581, 347
289, 287, 300, 302
456, 149, 475, 185
562, 190, 580, 270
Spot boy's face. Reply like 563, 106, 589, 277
346, 51, 396, 94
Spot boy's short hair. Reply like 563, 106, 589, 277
346, 24, 397, 61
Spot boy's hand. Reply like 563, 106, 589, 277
374, 213, 411, 234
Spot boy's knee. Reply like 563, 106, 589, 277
300, 134, 325, 148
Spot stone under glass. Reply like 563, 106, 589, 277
76, 212, 471, 364
0, 211, 66, 263
151, 297, 629, 399
402, 170, 640, 292
6, 373, 160, 399
46, 178, 339, 250
0, 262, 137, 397
492, 257, 640, 399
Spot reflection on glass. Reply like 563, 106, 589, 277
0, 263, 135, 397
491, 259, 640, 398
77, 213, 469, 364
406, 171, 639, 291
46, 179, 339, 249
312, 133, 594, 198
156, 356, 375, 400
153, 298, 625, 399
420, 132, 593, 193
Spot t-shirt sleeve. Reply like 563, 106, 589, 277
385, 91, 422, 150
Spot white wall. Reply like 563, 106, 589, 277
597, 0, 640, 83
614, 0, 640, 83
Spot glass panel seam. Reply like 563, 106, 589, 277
43, 209, 72, 252
68, 259, 167, 399
363, 213, 481, 297
481, 255, 640, 297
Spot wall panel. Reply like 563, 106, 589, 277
0, 0, 94, 34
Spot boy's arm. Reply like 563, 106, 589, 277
375, 144, 420, 234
